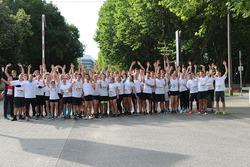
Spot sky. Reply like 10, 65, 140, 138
47, 0, 105, 60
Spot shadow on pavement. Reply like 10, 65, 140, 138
0, 134, 189, 167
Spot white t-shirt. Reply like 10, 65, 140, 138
72, 81, 83, 98
45, 85, 50, 97
92, 81, 100, 96
155, 79, 165, 94
169, 78, 179, 92
22, 81, 37, 98
109, 83, 117, 97
215, 75, 227, 92
124, 81, 135, 94
134, 79, 141, 93
60, 83, 72, 98
116, 82, 124, 95
207, 77, 215, 90
179, 78, 188, 92
10, 80, 24, 98
35, 80, 44, 96
187, 79, 198, 94
50, 86, 59, 100
197, 76, 208, 92
100, 81, 108, 96
58, 81, 63, 94
105, 78, 110, 84
83, 82, 93, 96
143, 79, 154, 94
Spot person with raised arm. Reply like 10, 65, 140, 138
133, 72, 142, 115
154, 72, 167, 114
142, 62, 154, 115
207, 64, 215, 113
196, 64, 209, 115
35, 73, 45, 118
186, 64, 199, 114
60, 76, 73, 119
108, 77, 119, 117
179, 65, 190, 113
168, 60, 179, 113
47, 77, 60, 120
214, 61, 228, 115
99, 73, 109, 118
83, 73, 94, 120
70, 73, 83, 120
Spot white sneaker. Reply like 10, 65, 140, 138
197, 112, 201, 114
88, 115, 93, 120
84, 116, 88, 120
180, 110, 183, 113
204, 112, 208, 115
183, 109, 187, 113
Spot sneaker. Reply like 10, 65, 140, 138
189, 110, 193, 114
149, 111, 153, 115
25, 116, 29, 121
51, 116, 54, 120
74, 116, 77, 120
68, 115, 71, 119
22, 115, 26, 119
143, 111, 146, 115
64, 116, 67, 120
78, 114, 82, 119
4, 117, 9, 120
11, 117, 17, 121
196, 109, 199, 113
55, 116, 58, 120
84, 116, 88, 120
33, 116, 37, 120
211, 109, 214, 114
100, 114, 103, 118
28, 115, 31, 118
160, 110, 164, 114
167, 108, 170, 113
204, 112, 208, 115
197, 112, 201, 114
41, 115, 45, 118
222, 111, 226, 115
88, 115, 93, 120
214, 111, 220, 115
180, 110, 183, 113
184, 109, 187, 113
19, 115, 22, 120
176, 109, 180, 113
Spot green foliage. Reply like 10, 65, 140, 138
95, 0, 250, 84
0, 0, 84, 72
0, 1, 32, 65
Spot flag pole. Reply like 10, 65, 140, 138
42, 14, 45, 75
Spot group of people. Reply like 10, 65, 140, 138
1, 59, 228, 121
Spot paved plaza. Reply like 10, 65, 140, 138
0, 95, 250, 167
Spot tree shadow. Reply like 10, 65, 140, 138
0, 134, 189, 167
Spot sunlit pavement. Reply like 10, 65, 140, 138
0, 95, 249, 167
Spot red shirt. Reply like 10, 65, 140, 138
6, 85, 13, 96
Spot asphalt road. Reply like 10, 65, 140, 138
0, 95, 250, 167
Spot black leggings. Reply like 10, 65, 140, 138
4, 96, 14, 117
180, 90, 189, 109
117, 95, 123, 112
25, 98, 36, 116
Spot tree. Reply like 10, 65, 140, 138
0, 0, 32, 66
2, 0, 84, 71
